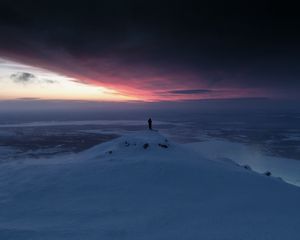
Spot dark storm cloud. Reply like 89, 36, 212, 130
10, 72, 36, 83
0, 0, 300, 98
168, 89, 213, 95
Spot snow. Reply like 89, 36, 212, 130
283, 133, 300, 141
0, 130, 16, 137
0, 120, 171, 128
185, 139, 300, 186
0, 130, 300, 239
0, 146, 17, 162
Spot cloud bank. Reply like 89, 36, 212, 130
0, 0, 299, 100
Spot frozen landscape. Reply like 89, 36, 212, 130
0, 129, 300, 239
0, 112, 299, 186
1, 0, 300, 238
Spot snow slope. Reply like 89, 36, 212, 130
0, 130, 300, 240
185, 140, 300, 186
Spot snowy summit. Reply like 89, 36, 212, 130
0, 130, 300, 239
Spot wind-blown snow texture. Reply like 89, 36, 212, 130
0, 131, 299, 239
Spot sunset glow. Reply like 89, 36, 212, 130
0, 57, 270, 103
0, 58, 137, 102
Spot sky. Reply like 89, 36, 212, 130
0, 0, 299, 110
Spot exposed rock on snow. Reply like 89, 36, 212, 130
264, 171, 272, 176
243, 165, 252, 170
143, 143, 149, 149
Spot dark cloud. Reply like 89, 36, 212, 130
168, 89, 213, 95
1, 0, 300, 99
9, 72, 58, 84
10, 72, 36, 83
43, 79, 58, 84
16, 97, 41, 100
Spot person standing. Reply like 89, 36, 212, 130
148, 118, 152, 130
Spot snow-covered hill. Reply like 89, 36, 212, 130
0, 130, 300, 239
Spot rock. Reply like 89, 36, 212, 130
143, 143, 149, 149
244, 165, 252, 170
264, 171, 272, 176
158, 143, 168, 148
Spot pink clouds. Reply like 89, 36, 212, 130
0, 49, 272, 102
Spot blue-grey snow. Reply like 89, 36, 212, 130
0, 131, 299, 239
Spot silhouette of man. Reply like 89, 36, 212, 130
148, 118, 152, 130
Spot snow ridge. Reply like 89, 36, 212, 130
0, 130, 299, 240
